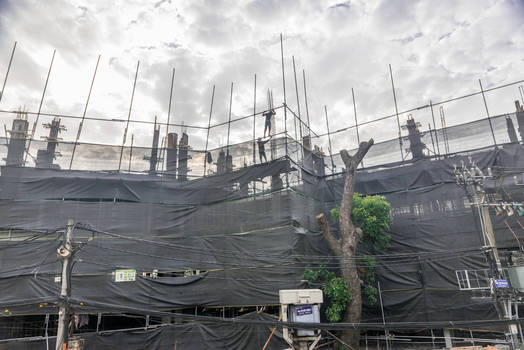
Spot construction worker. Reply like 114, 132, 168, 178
263, 109, 276, 137
257, 136, 271, 163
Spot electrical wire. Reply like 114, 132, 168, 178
76, 222, 485, 264
64, 297, 523, 331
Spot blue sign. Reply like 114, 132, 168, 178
296, 305, 312, 316
494, 279, 510, 288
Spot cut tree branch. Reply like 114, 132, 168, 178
316, 213, 341, 256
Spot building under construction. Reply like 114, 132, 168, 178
2, 41, 524, 349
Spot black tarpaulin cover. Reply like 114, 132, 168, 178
3, 144, 524, 336
0, 313, 287, 350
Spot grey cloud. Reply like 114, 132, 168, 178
395, 32, 423, 44
329, 2, 350, 9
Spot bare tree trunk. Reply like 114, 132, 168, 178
317, 139, 374, 349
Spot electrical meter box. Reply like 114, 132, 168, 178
279, 289, 323, 305
279, 289, 324, 342
289, 304, 321, 336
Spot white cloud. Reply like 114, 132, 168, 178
0, 0, 522, 157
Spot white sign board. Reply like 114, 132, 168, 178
114, 269, 136, 282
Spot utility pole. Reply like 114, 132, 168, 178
454, 162, 519, 348
56, 219, 74, 350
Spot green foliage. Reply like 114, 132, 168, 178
363, 284, 378, 305
303, 266, 351, 323
329, 193, 392, 305
330, 193, 392, 254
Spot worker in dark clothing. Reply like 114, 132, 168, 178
257, 136, 271, 163
263, 109, 276, 137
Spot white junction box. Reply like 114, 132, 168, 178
279, 289, 323, 349
279, 289, 323, 305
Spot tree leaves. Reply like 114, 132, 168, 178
303, 266, 351, 323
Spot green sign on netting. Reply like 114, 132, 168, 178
114, 269, 136, 282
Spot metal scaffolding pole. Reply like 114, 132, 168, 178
479, 79, 497, 147
280, 33, 288, 158
0, 41, 17, 106
70, 55, 101, 169
324, 105, 335, 172
429, 100, 441, 156
252, 74, 256, 164
162, 67, 175, 174
166, 68, 175, 139
389, 64, 404, 162
203, 85, 215, 176
292, 56, 303, 142
128, 134, 134, 172
280, 33, 289, 187
25, 49, 56, 165
118, 61, 140, 172
226, 82, 233, 155
351, 87, 364, 168
302, 69, 311, 137
351, 88, 360, 145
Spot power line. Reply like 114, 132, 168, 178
76, 222, 483, 262
63, 297, 523, 331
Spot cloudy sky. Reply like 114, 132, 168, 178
0, 0, 522, 156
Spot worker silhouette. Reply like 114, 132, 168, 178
263, 109, 276, 137
257, 136, 271, 163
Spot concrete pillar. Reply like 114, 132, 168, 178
6, 116, 28, 167
177, 133, 189, 181
166, 133, 178, 176
148, 122, 160, 175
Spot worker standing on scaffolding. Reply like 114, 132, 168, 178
257, 136, 272, 163
263, 109, 276, 137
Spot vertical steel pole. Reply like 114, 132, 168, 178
166, 68, 175, 139
352, 88, 364, 168
351, 88, 361, 145
324, 106, 335, 172
118, 61, 140, 172
440, 106, 450, 154
70, 55, 101, 169
429, 100, 441, 156
428, 123, 436, 156
302, 69, 311, 137
479, 79, 497, 146
128, 134, 134, 172
292, 56, 303, 142
0, 41, 17, 106
389, 64, 404, 161
253, 74, 256, 164
162, 68, 175, 174
203, 85, 215, 176
280, 33, 289, 187
25, 49, 56, 165
280, 34, 288, 159
226, 82, 233, 155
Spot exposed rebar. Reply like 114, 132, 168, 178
203, 85, 216, 176
118, 61, 140, 172
0, 41, 17, 106
226, 82, 233, 155
389, 64, 404, 162
25, 49, 56, 165
70, 54, 101, 170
